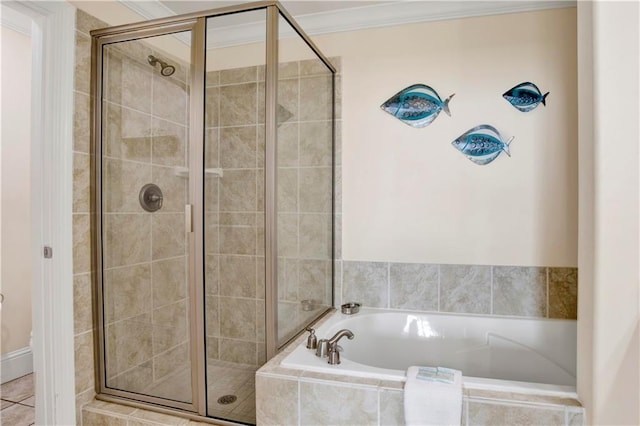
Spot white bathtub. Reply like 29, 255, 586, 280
282, 308, 577, 397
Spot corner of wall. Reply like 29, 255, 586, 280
576, 0, 594, 421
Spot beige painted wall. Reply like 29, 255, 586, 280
330, 9, 577, 267
206, 8, 579, 268
0, 26, 32, 354
578, 2, 640, 425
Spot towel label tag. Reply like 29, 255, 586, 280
417, 367, 455, 384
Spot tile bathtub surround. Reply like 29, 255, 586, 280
389, 263, 438, 311
256, 334, 585, 426
548, 268, 579, 319
341, 261, 578, 319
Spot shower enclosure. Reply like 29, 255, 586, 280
90, 2, 335, 423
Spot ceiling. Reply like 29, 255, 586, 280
158, 1, 389, 17
116, 0, 576, 47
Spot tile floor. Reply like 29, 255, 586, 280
0, 374, 35, 426
0, 366, 256, 425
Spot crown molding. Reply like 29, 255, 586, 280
118, 0, 176, 22
118, 0, 576, 48
1, 4, 32, 36
297, 1, 576, 36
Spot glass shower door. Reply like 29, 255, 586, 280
276, 13, 335, 346
99, 29, 195, 405
203, 10, 266, 424
93, 5, 335, 421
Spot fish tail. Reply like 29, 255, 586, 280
542, 92, 550, 106
443, 93, 455, 116
503, 136, 514, 157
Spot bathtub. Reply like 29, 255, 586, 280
281, 308, 577, 397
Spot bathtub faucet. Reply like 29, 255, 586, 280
327, 329, 354, 365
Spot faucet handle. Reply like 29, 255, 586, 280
305, 328, 317, 349
328, 349, 341, 365
315, 339, 329, 357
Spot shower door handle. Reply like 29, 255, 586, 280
185, 204, 193, 233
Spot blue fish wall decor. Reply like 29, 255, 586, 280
451, 125, 514, 165
381, 84, 455, 128
502, 82, 549, 112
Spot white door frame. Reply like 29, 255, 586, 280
4, 1, 77, 424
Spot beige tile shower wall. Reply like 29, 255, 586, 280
204, 66, 266, 366
340, 261, 578, 319
73, 10, 104, 423
102, 36, 191, 391
73, 10, 192, 420
203, 57, 340, 363
275, 58, 338, 343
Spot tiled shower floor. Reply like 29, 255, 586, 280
206, 361, 256, 424
147, 360, 257, 424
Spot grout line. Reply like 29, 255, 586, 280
466, 395, 576, 410
297, 375, 378, 391
102, 210, 324, 217
295, 70, 302, 283
437, 264, 441, 312
339, 259, 344, 307
102, 211, 187, 217
103, 99, 186, 129
490, 266, 494, 314
103, 255, 186, 272
207, 81, 223, 363
465, 399, 470, 426
387, 263, 391, 309
377, 387, 381, 426
546, 267, 550, 319
297, 379, 302, 426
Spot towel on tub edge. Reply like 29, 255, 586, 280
404, 366, 463, 426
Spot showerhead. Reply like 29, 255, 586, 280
148, 55, 175, 77
160, 64, 175, 76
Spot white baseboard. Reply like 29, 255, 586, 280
1, 346, 33, 384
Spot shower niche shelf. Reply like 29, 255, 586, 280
173, 166, 223, 178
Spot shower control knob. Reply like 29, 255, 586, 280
139, 183, 163, 212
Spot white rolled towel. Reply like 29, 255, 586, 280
404, 366, 463, 426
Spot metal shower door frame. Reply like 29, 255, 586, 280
90, 1, 336, 421
91, 18, 205, 415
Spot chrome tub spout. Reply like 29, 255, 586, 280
327, 329, 354, 365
